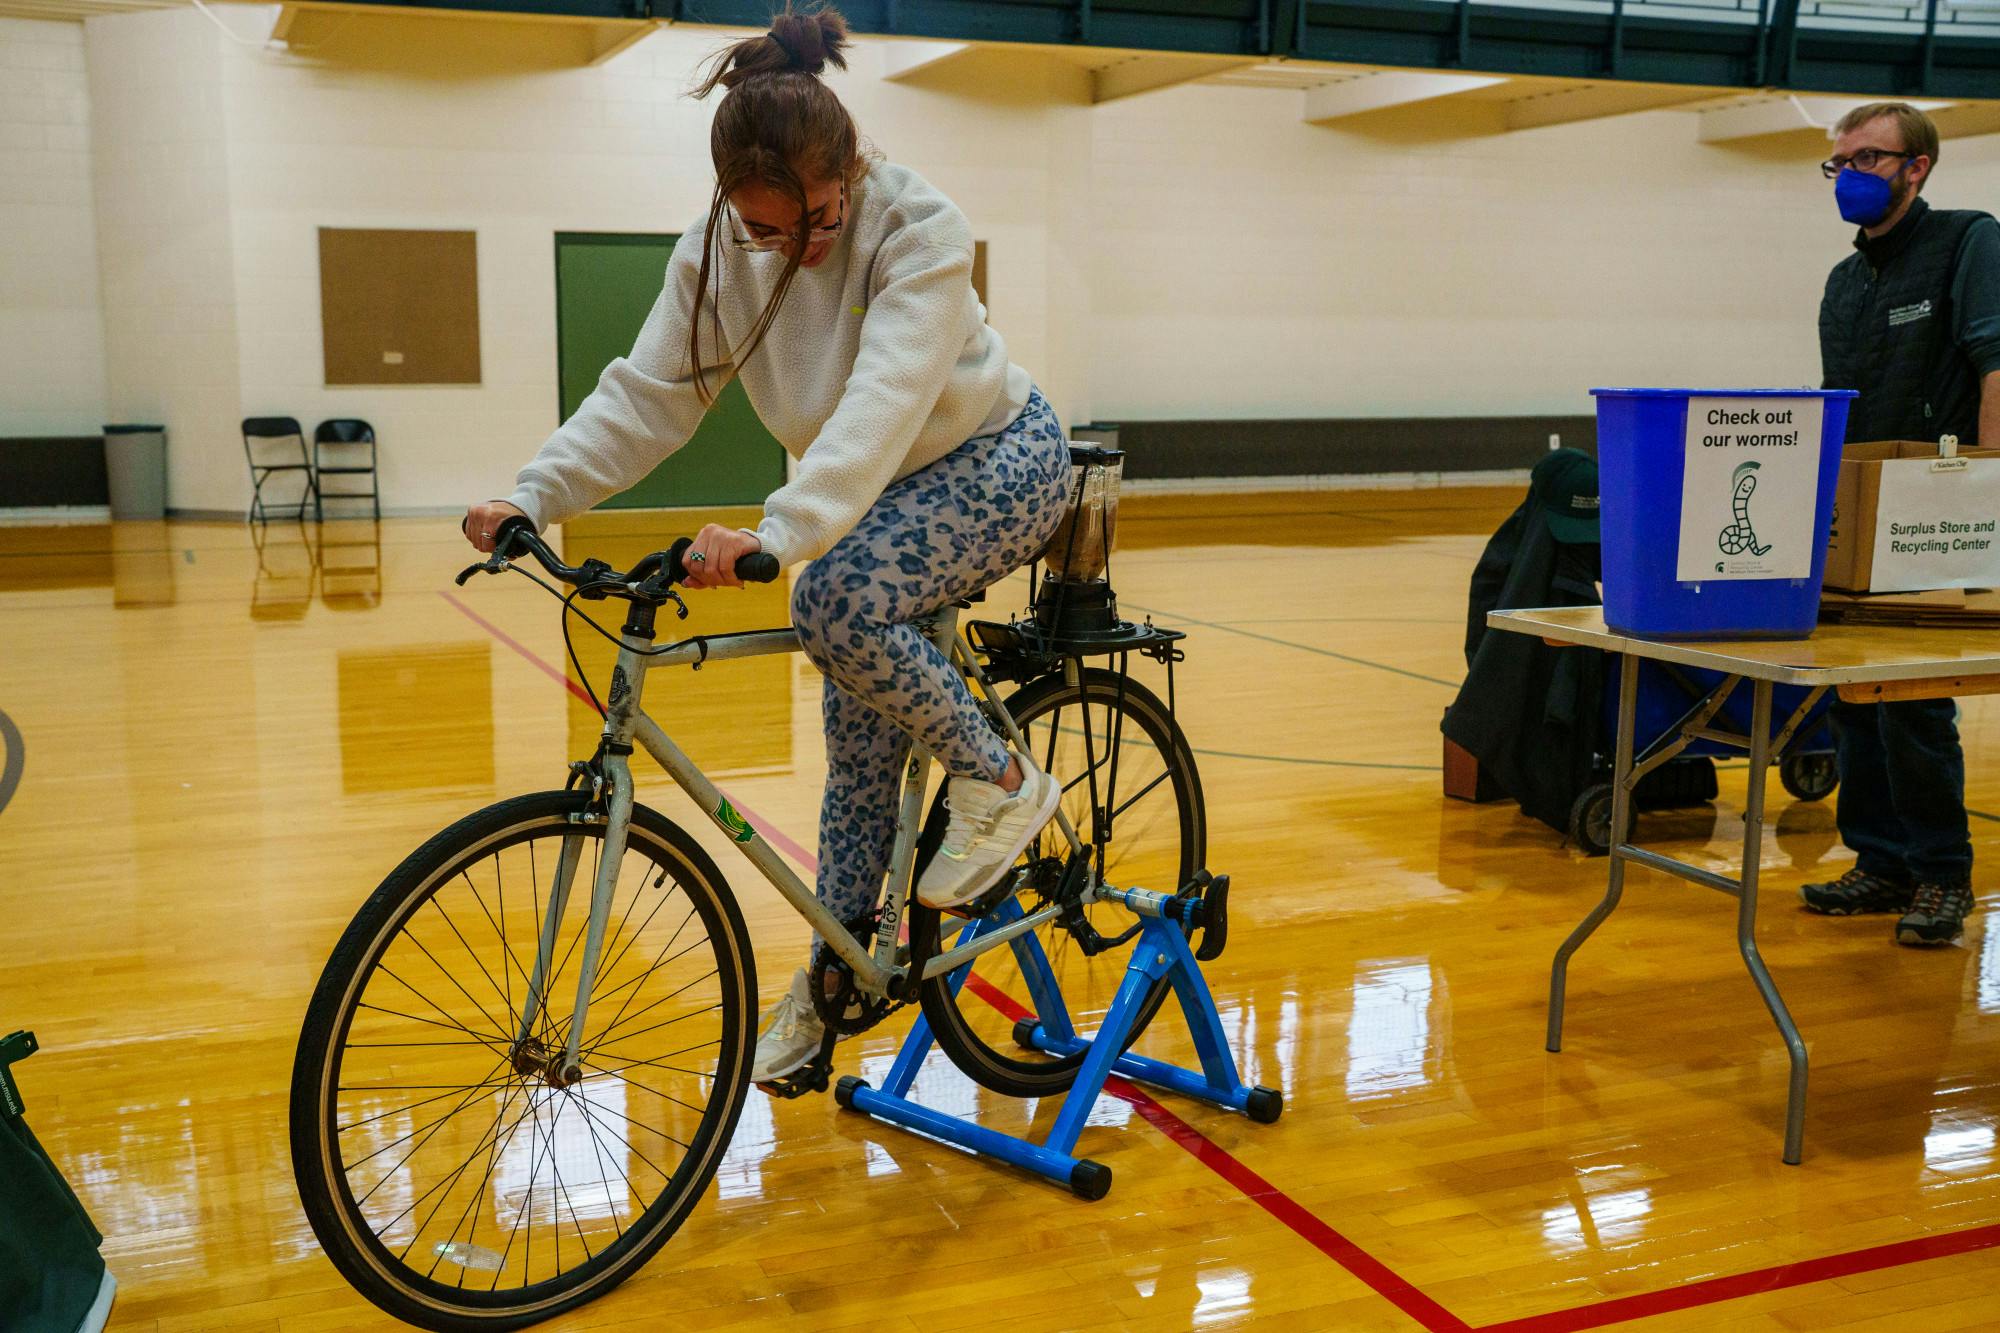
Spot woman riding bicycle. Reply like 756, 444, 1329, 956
463, 5, 1070, 1086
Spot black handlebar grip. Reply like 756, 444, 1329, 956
736, 552, 781, 584
492, 514, 535, 558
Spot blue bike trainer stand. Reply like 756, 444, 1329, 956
835, 886, 1283, 1200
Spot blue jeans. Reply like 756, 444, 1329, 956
1832, 698, 1972, 885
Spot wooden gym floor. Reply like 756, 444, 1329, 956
3, 488, 1999, 1331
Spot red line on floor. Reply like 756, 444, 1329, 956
959, 972, 1470, 1333
441, 590, 601, 713
447, 584, 2000, 1332
1475, 1222, 2000, 1332
732, 800, 816, 871
442, 588, 821, 868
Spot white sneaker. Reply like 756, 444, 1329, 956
750, 968, 828, 1084
917, 755, 1061, 911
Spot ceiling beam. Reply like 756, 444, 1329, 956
1090, 53, 1258, 104
586, 18, 655, 65
1301, 71, 1505, 124
1505, 83, 1719, 132
879, 39, 974, 82
1699, 94, 1954, 142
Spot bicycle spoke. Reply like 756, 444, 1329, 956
462, 866, 537, 1017
572, 1087, 633, 1246
429, 895, 520, 1037
586, 871, 683, 1011
573, 1060, 712, 1118
569, 921, 705, 1051
403, 1076, 537, 1272
582, 1035, 720, 1070
565, 1083, 685, 1182
352, 1053, 515, 1204
387, 931, 511, 1045
579, 999, 721, 1057
578, 957, 714, 1054
579, 1052, 719, 1082
581, 856, 666, 1002
372, 962, 513, 1051
337, 1074, 517, 1136
356, 1001, 510, 1049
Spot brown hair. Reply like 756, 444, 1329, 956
1834, 102, 1941, 190
685, 6, 868, 406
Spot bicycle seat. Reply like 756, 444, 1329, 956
952, 590, 986, 609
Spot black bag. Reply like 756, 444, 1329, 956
1, 1031, 114, 1333
1442, 460, 1605, 833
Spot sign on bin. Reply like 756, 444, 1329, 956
1675, 397, 1824, 583
1592, 387, 1854, 640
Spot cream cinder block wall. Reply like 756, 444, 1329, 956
85, 7, 246, 512
207, 11, 1091, 515
0, 18, 105, 437
1088, 84, 2000, 423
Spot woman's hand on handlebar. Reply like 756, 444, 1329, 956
682, 524, 763, 590
464, 501, 529, 553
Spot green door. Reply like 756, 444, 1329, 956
554, 232, 787, 508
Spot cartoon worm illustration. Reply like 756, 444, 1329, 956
1717, 460, 1771, 557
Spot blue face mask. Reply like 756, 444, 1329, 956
1835, 163, 1905, 227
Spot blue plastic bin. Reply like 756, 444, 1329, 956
1591, 388, 1857, 640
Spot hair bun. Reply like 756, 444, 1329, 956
768, 8, 849, 77
696, 6, 852, 95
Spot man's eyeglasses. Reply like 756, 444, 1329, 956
1820, 149, 1913, 179
729, 186, 847, 253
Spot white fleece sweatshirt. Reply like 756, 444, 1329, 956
508, 160, 1034, 567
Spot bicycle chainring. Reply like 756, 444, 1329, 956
809, 910, 901, 1037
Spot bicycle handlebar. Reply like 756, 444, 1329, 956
455, 514, 781, 596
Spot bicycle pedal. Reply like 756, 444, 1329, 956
945, 879, 1018, 920
753, 1030, 838, 1099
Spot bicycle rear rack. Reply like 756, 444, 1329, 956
834, 876, 1281, 1199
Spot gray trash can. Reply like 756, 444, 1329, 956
102, 425, 166, 521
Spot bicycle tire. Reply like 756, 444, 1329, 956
290, 791, 756, 1331
909, 669, 1205, 1097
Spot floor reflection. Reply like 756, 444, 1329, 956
1542, 1181, 1654, 1252
251, 522, 315, 622
319, 520, 383, 611
1346, 958, 1445, 1100
336, 643, 495, 794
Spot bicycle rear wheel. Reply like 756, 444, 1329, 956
290, 791, 755, 1332
909, 668, 1205, 1097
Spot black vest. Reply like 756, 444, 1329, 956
1819, 199, 1993, 446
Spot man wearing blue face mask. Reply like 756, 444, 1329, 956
1805, 102, 2000, 946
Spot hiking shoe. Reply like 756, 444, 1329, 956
1896, 879, 1975, 948
750, 968, 836, 1084
1799, 867, 1912, 916
917, 755, 1060, 911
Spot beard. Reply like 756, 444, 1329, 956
1888, 168, 1918, 217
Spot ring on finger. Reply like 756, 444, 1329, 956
688, 551, 708, 564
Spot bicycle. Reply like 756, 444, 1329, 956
288, 490, 1233, 1330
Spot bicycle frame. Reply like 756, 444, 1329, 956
514, 602, 1090, 1079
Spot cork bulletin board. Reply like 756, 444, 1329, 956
319, 227, 482, 385
973, 240, 987, 311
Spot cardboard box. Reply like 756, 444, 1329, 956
1823, 441, 2000, 593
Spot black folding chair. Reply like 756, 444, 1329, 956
241, 417, 317, 524
312, 419, 380, 521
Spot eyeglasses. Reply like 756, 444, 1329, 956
728, 185, 846, 253
1820, 149, 1913, 179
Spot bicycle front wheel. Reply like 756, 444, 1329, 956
290, 791, 756, 1332
910, 668, 1205, 1097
